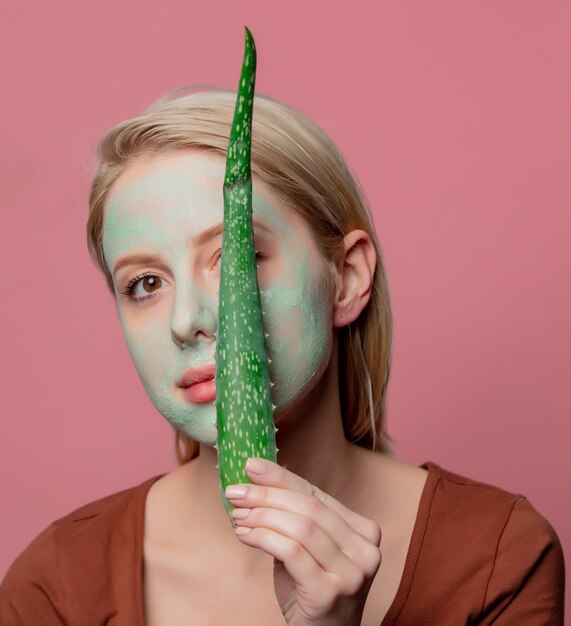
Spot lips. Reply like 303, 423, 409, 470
178, 364, 216, 404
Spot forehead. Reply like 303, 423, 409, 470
102, 149, 313, 247
107, 150, 225, 214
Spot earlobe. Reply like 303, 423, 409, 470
332, 230, 376, 328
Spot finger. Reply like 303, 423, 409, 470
233, 523, 338, 601
245, 457, 381, 546
226, 482, 382, 576
235, 522, 372, 604
232, 505, 355, 574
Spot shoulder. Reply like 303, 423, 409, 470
421, 460, 563, 557
422, 461, 561, 537
40, 474, 160, 561
0, 475, 162, 624
423, 460, 524, 516
53, 474, 159, 528
414, 462, 565, 622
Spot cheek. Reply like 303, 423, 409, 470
117, 307, 171, 388
118, 293, 172, 329
262, 265, 332, 406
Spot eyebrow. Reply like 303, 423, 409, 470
113, 254, 162, 277
192, 219, 274, 246
113, 219, 274, 276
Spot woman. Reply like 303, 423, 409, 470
0, 90, 565, 625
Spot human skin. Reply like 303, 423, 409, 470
102, 148, 388, 624
102, 149, 334, 445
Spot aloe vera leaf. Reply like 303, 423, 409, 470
215, 27, 277, 518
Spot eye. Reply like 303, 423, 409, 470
121, 273, 165, 302
213, 248, 264, 266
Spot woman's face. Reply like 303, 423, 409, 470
102, 150, 334, 445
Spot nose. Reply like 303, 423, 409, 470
170, 284, 217, 350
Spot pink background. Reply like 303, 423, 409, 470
2, 0, 569, 615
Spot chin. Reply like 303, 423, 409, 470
179, 422, 217, 446
150, 392, 219, 445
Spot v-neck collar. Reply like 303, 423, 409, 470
381, 462, 441, 625
130, 462, 442, 626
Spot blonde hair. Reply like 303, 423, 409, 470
87, 89, 394, 462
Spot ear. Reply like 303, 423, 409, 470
332, 229, 376, 328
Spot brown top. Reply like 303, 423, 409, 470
0, 462, 565, 625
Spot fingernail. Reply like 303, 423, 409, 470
235, 526, 252, 536
226, 486, 248, 499
231, 507, 251, 520
245, 458, 268, 475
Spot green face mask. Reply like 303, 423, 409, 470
102, 151, 333, 445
